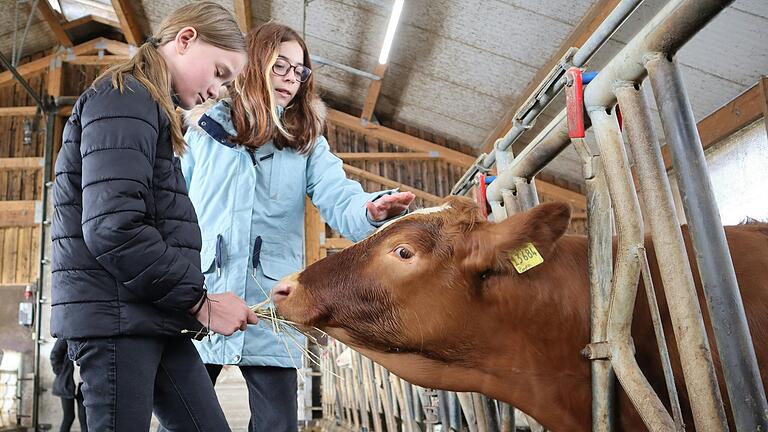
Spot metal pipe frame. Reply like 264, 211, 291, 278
451, 0, 645, 195
463, 0, 735, 200
486, 110, 571, 203
476, 2, 744, 426
589, 109, 675, 430
572, 138, 617, 432
646, 54, 768, 431
615, 82, 723, 431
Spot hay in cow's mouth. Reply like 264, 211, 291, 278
248, 276, 340, 379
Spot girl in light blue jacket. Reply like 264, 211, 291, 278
181, 23, 414, 432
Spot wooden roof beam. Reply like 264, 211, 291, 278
327, 108, 476, 168
328, 108, 585, 205
343, 164, 442, 204
36, 0, 73, 47
361, 64, 388, 123
336, 152, 439, 161
111, 0, 144, 46
233, 0, 253, 33
0, 38, 129, 86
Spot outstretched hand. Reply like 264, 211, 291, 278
366, 192, 416, 222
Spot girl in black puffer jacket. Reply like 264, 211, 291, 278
50, 3, 257, 430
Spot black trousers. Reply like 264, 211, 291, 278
68, 336, 229, 432
207, 364, 298, 432
58, 389, 86, 432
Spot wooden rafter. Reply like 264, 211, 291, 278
65, 55, 129, 65
0, 38, 130, 86
328, 108, 586, 206
361, 63, 388, 123
480, 0, 622, 153
111, 0, 144, 46
343, 164, 442, 204
662, 79, 767, 171
36, 0, 73, 47
63, 14, 122, 30
234, 0, 253, 33
328, 109, 476, 168
336, 152, 438, 161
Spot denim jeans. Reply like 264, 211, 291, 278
156, 364, 298, 432
67, 336, 229, 431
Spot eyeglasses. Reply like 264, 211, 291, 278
272, 57, 312, 83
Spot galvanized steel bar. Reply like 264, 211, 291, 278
583, 0, 733, 110
310, 55, 382, 81
647, 55, 768, 431
588, 109, 675, 431
572, 137, 617, 432
486, 110, 570, 203
476, 0, 735, 202
615, 82, 722, 432
451, 0, 645, 196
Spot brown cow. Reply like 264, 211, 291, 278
272, 196, 768, 431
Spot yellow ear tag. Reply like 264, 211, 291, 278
509, 243, 544, 274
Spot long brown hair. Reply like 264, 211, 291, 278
96, 2, 245, 155
231, 22, 324, 153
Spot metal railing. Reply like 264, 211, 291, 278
451, 0, 768, 430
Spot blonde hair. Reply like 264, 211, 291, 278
96, 1, 246, 155
231, 22, 324, 153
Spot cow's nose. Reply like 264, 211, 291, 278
271, 280, 294, 304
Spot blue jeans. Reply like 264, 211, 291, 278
67, 336, 229, 432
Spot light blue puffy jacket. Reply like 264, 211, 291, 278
182, 100, 397, 367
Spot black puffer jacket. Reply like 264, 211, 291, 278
51, 75, 205, 339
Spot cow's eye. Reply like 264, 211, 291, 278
395, 246, 414, 260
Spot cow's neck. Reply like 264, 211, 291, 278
334, 236, 593, 431
475, 235, 592, 430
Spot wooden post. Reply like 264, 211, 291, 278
304, 197, 323, 266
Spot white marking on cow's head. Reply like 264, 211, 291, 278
373, 203, 453, 234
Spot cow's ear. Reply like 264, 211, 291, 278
460, 202, 571, 274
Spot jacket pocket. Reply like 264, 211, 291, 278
260, 258, 298, 281
199, 237, 217, 274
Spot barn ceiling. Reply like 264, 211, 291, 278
1, 0, 766, 187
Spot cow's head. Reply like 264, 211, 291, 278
273, 196, 573, 379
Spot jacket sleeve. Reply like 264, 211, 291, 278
306, 136, 399, 242
79, 86, 203, 311
50, 338, 67, 375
